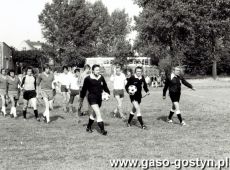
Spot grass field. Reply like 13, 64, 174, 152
0, 78, 230, 170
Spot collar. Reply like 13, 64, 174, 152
90, 74, 101, 80
171, 73, 176, 80
134, 74, 142, 80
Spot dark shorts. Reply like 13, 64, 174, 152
169, 92, 181, 102
130, 93, 142, 104
61, 85, 68, 92
88, 94, 102, 107
23, 90, 37, 100
113, 89, 124, 98
69, 89, 80, 104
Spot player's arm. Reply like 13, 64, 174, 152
181, 77, 195, 90
163, 77, 169, 98
125, 77, 131, 93
102, 76, 110, 95
80, 77, 88, 99
143, 76, 150, 94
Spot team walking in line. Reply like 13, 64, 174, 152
0, 64, 195, 135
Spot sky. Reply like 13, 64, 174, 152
0, 0, 141, 48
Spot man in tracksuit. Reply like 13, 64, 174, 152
163, 66, 195, 126
125, 66, 150, 129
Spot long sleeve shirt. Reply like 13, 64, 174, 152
163, 73, 193, 96
80, 74, 110, 99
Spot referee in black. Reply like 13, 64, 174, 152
163, 66, 195, 126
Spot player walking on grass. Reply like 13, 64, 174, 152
163, 66, 195, 126
6, 70, 20, 118
125, 66, 150, 129
110, 65, 126, 119
0, 69, 7, 116
21, 67, 39, 121
67, 68, 80, 117
37, 65, 56, 124
57, 66, 70, 112
80, 64, 110, 135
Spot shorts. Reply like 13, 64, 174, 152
130, 93, 142, 104
113, 89, 124, 98
8, 90, 19, 100
169, 92, 181, 102
40, 89, 55, 101
88, 94, 102, 107
69, 89, 80, 104
61, 85, 68, 92
23, 90, 37, 100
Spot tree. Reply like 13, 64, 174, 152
134, 0, 230, 78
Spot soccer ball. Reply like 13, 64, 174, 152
102, 92, 110, 101
128, 85, 137, 95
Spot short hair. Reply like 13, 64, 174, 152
115, 64, 121, 69
74, 68, 80, 73
44, 64, 51, 71
26, 66, 33, 72
92, 64, 100, 71
8, 69, 15, 75
84, 64, 91, 71
62, 66, 68, 71
135, 66, 143, 72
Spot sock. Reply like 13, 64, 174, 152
177, 114, 183, 123
34, 110, 38, 118
97, 121, 105, 131
128, 114, 134, 124
137, 116, 144, 126
87, 118, 94, 129
168, 111, 174, 120
23, 110, 27, 119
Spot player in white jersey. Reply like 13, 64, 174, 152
56, 66, 70, 112
110, 65, 126, 119
67, 69, 81, 120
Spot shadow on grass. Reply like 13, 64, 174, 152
50, 115, 65, 122
157, 115, 168, 122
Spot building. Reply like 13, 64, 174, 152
17, 40, 43, 51
0, 42, 14, 69
85, 57, 151, 75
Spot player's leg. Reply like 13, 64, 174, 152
22, 99, 28, 120
173, 101, 185, 125
133, 100, 146, 129
68, 93, 75, 113
30, 98, 39, 121
43, 97, 50, 123
91, 104, 107, 135
9, 95, 17, 118
86, 105, 95, 133
167, 103, 176, 123
1, 94, 6, 116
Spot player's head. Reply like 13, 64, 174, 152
115, 65, 122, 75
9, 69, 15, 77
135, 66, 143, 77
44, 65, 51, 74
74, 68, 80, 77
26, 67, 33, 76
126, 68, 132, 77
92, 64, 100, 76
62, 66, 68, 74
1, 68, 6, 75
84, 64, 91, 73
174, 66, 181, 76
